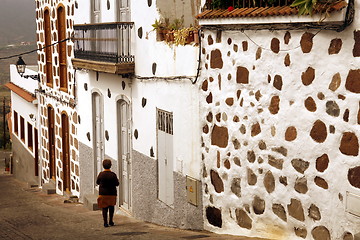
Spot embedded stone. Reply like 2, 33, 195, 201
272, 146, 287, 157
233, 44, 238, 52
211, 125, 228, 148
339, 132, 359, 156
271, 38, 280, 53
225, 98, 233, 106
258, 157, 264, 164
295, 177, 308, 194
330, 125, 335, 133
273, 75, 283, 90
318, 92, 325, 100
253, 196, 265, 215
305, 97, 317, 112
233, 157, 241, 166
348, 166, 360, 189
242, 41, 248, 51
268, 155, 283, 169
269, 96, 280, 114
210, 169, 224, 193
294, 227, 307, 239
247, 151, 256, 163
206, 92, 213, 104
328, 38, 342, 55
202, 80, 208, 91
329, 73, 341, 91
231, 178, 241, 197
207, 112, 213, 122
264, 171, 275, 193
208, 35, 214, 45
255, 90, 262, 101
316, 154, 329, 172
311, 226, 331, 240
224, 159, 230, 169
284, 53, 291, 67
279, 176, 288, 186
233, 138, 240, 150
259, 140, 267, 150
302, 67, 315, 86
300, 32, 314, 53
210, 49, 223, 69
285, 126, 297, 141
358, 102, 360, 124
240, 124, 246, 134
272, 203, 287, 222
206, 206, 222, 228
247, 168, 257, 186
256, 47, 262, 60
308, 204, 321, 221
233, 115, 239, 122
343, 110, 350, 123
217, 152, 221, 168
315, 176, 329, 189
284, 31, 291, 44
215, 113, 221, 122
251, 122, 261, 137
346, 69, 360, 93
288, 198, 305, 221
326, 101, 340, 117
236, 66, 249, 84
203, 125, 209, 134
310, 120, 327, 143
353, 30, 360, 57
343, 232, 354, 240
235, 209, 252, 229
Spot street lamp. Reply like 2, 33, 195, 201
15, 56, 40, 81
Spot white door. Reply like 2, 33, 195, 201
117, 0, 130, 22
157, 109, 174, 207
117, 99, 132, 211
92, 92, 104, 189
92, 0, 101, 23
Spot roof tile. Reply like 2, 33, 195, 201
4, 82, 36, 103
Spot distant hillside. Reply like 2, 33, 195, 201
0, 0, 36, 47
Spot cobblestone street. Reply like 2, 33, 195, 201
0, 159, 266, 240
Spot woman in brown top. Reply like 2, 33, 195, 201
96, 159, 119, 227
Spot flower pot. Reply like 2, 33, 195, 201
156, 29, 165, 41
193, 30, 199, 44
186, 31, 194, 44
165, 30, 175, 42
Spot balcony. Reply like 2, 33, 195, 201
73, 22, 135, 75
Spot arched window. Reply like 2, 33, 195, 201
44, 8, 53, 87
57, 5, 67, 92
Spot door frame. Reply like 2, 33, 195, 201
116, 95, 132, 212
116, 0, 131, 22
91, 89, 104, 190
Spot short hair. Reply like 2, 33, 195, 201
103, 159, 112, 169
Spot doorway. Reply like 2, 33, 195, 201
117, 98, 132, 211
157, 109, 174, 207
92, 92, 104, 189
61, 113, 71, 192
47, 106, 55, 180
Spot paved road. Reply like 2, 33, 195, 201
0, 161, 266, 240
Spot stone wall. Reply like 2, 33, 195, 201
35, 0, 80, 196
132, 150, 203, 230
200, 28, 360, 239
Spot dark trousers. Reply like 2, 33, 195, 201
102, 206, 114, 224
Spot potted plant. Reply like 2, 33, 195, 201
291, 0, 339, 15
152, 19, 166, 41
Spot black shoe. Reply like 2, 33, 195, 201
104, 223, 109, 228
109, 221, 114, 226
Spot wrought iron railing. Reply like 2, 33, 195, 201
73, 22, 134, 64
206, 0, 295, 9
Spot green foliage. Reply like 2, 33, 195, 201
291, 0, 317, 15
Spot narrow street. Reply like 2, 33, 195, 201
0, 159, 266, 240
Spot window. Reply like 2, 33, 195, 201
20, 116, 25, 142
44, 8, 53, 87
27, 122, 33, 150
57, 5, 67, 92
13, 111, 18, 135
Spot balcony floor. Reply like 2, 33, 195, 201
72, 58, 134, 75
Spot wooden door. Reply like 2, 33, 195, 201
44, 8, 53, 87
61, 113, 70, 192
47, 106, 56, 180
57, 6, 67, 91
117, 99, 132, 211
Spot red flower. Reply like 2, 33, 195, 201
228, 6, 234, 12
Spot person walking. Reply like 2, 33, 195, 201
96, 159, 119, 227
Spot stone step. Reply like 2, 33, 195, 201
42, 181, 56, 194
355, 233, 360, 240
83, 194, 99, 211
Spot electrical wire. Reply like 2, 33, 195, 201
0, 37, 71, 60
